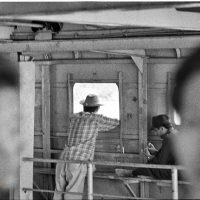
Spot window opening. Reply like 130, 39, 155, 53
73, 83, 119, 119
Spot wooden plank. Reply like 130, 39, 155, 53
36, 59, 133, 65
67, 73, 72, 117
23, 157, 185, 170
35, 58, 184, 66
50, 138, 139, 153
118, 71, 124, 154
138, 69, 143, 162
34, 149, 140, 162
36, 131, 139, 139
19, 62, 35, 200
41, 64, 52, 198
0, 36, 200, 52
41, 65, 51, 162
142, 57, 148, 163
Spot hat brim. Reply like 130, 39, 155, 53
80, 99, 103, 107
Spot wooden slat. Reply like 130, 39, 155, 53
35, 58, 184, 65
142, 57, 148, 163
23, 157, 185, 170
41, 65, 52, 197
41, 65, 51, 161
118, 71, 124, 154
67, 73, 72, 117
50, 138, 139, 153
138, 68, 143, 162
0, 36, 200, 52
34, 149, 140, 163
148, 58, 185, 64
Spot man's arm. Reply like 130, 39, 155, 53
98, 115, 120, 132
149, 136, 172, 164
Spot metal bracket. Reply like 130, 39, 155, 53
131, 56, 144, 74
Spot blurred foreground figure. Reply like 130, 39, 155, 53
0, 59, 20, 189
172, 47, 200, 198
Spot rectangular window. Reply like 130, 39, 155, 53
73, 83, 119, 119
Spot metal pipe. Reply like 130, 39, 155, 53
87, 163, 93, 200
171, 168, 178, 199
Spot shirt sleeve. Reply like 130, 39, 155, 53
150, 136, 173, 164
98, 115, 120, 132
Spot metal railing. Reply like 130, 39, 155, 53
23, 157, 186, 200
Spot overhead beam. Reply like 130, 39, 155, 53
0, 36, 200, 52
0, 2, 189, 16
4, 6, 200, 31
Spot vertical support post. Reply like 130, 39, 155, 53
20, 62, 35, 200
172, 168, 178, 200
131, 56, 145, 162
67, 73, 72, 118
118, 71, 124, 155
42, 65, 51, 163
42, 65, 51, 198
137, 63, 144, 162
142, 57, 148, 163
87, 163, 93, 200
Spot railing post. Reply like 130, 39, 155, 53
87, 162, 93, 200
172, 168, 178, 199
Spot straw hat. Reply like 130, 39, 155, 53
80, 94, 103, 107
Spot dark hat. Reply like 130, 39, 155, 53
80, 94, 103, 107
151, 114, 172, 129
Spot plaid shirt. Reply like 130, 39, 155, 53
62, 112, 119, 161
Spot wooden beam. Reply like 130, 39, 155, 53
137, 68, 143, 162
19, 62, 35, 200
118, 72, 124, 155
41, 64, 52, 198
23, 157, 185, 170
142, 58, 148, 163
0, 36, 200, 52
42, 65, 51, 161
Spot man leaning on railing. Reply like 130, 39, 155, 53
53, 94, 119, 200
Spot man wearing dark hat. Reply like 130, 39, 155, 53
116, 114, 178, 180
53, 94, 119, 200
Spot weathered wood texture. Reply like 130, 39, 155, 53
20, 62, 35, 200
32, 53, 186, 199
34, 60, 139, 162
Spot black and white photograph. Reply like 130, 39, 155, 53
0, 1, 200, 199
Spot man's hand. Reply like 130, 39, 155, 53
147, 142, 158, 154
143, 148, 154, 160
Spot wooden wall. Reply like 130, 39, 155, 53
31, 48, 191, 199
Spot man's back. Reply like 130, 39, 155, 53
65, 112, 119, 161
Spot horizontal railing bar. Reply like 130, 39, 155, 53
94, 175, 190, 185
23, 157, 185, 170
93, 193, 154, 199
22, 188, 153, 200
32, 168, 190, 185
23, 188, 82, 195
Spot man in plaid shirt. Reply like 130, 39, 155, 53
53, 94, 119, 200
